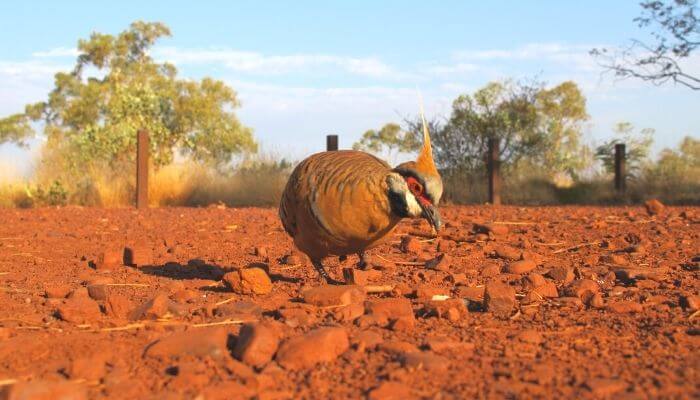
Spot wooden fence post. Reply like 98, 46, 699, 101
326, 134, 338, 151
487, 137, 501, 205
136, 129, 149, 209
614, 143, 626, 194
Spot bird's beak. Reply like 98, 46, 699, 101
420, 203, 442, 231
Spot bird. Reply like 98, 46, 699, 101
279, 113, 443, 284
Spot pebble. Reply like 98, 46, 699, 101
494, 245, 521, 261
523, 273, 547, 290
171, 289, 198, 303
96, 247, 124, 270
303, 285, 366, 307
425, 336, 475, 354
546, 266, 574, 284
365, 298, 414, 320
390, 315, 416, 332
481, 263, 502, 278
422, 299, 468, 321
353, 330, 384, 351
455, 285, 485, 302
607, 300, 643, 314
532, 282, 559, 298
333, 303, 365, 322
214, 301, 263, 319
222, 267, 273, 295
368, 381, 413, 400
515, 329, 543, 344
425, 253, 452, 271
413, 284, 449, 300
474, 223, 508, 236
86, 284, 108, 301
281, 253, 302, 265
400, 236, 422, 254
145, 327, 229, 359
401, 351, 449, 372
644, 199, 665, 216
254, 246, 268, 258
484, 281, 516, 317
565, 279, 600, 299
129, 293, 183, 320
505, 259, 536, 274
275, 327, 349, 370
681, 295, 700, 311
378, 340, 419, 355
233, 322, 280, 368
104, 293, 133, 320
67, 353, 109, 380
44, 284, 72, 299
56, 297, 102, 324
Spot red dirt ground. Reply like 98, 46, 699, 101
0, 205, 698, 399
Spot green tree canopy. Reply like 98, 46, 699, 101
0, 21, 256, 172
352, 123, 420, 160
595, 122, 655, 178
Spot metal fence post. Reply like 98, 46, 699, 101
614, 143, 626, 194
326, 134, 338, 151
136, 129, 149, 209
487, 138, 501, 205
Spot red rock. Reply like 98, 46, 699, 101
278, 306, 317, 328
515, 329, 543, 344
456, 285, 485, 302
400, 236, 421, 254
222, 267, 272, 295
368, 381, 412, 400
353, 330, 384, 351
484, 281, 516, 317
303, 285, 366, 306
281, 253, 302, 265
233, 322, 280, 368
124, 245, 153, 267
607, 300, 643, 314
355, 313, 389, 329
413, 284, 449, 300
423, 299, 468, 321
144, 327, 229, 359
95, 247, 124, 270
86, 284, 108, 301
522, 273, 547, 290
67, 353, 109, 380
129, 293, 183, 320
505, 259, 536, 274
67, 287, 89, 299
401, 351, 449, 372
494, 245, 521, 260
532, 282, 558, 298
681, 295, 700, 311
474, 223, 508, 236
104, 293, 133, 319
171, 289, 198, 303
214, 301, 263, 320
333, 303, 365, 322
446, 272, 467, 285
546, 266, 574, 284
436, 239, 456, 253
644, 199, 665, 216
390, 315, 416, 332
481, 263, 501, 278
585, 378, 627, 396
1, 380, 87, 400
425, 253, 452, 271
276, 327, 349, 370
44, 284, 71, 299
588, 293, 606, 309
56, 297, 102, 324
254, 246, 268, 258
565, 279, 600, 299
365, 298, 414, 319
378, 340, 419, 355
342, 268, 369, 285
601, 254, 628, 266
425, 336, 474, 354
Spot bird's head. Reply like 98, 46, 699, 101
388, 112, 443, 231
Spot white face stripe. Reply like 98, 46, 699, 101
405, 191, 423, 217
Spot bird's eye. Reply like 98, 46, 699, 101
407, 178, 423, 194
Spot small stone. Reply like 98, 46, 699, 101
281, 252, 302, 265
413, 284, 449, 300
222, 267, 273, 295
171, 289, 198, 303
515, 329, 543, 344
56, 297, 102, 324
214, 301, 262, 319
484, 281, 516, 317
365, 298, 414, 320
455, 286, 485, 302
353, 330, 384, 351
588, 293, 606, 309
333, 303, 365, 322
400, 236, 421, 254
104, 293, 133, 320
481, 263, 501, 277
494, 245, 521, 261
532, 282, 559, 298
233, 322, 280, 369
607, 300, 643, 314
254, 246, 268, 258
546, 266, 574, 284
681, 295, 700, 311
278, 306, 317, 328
67, 353, 109, 380
423, 299, 468, 321
565, 279, 600, 299
303, 285, 366, 307
378, 340, 419, 355
425, 253, 452, 271
342, 268, 369, 285
95, 247, 124, 270
129, 293, 183, 320
124, 245, 153, 267
390, 315, 416, 332
144, 327, 229, 359
425, 336, 474, 354
275, 327, 349, 370
522, 273, 547, 290
505, 259, 536, 274
644, 199, 665, 216
601, 254, 628, 266
86, 284, 108, 301
44, 284, 71, 299
436, 239, 455, 253
368, 381, 412, 400
401, 351, 449, 372
474, 223, 508, 236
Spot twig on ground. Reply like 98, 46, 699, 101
105, 283, 150, 288
0, 378, 17, 386
100, 323, 145, 332
553, 241, 601, 254
364, 285, 395, 293
191, 319, 249, 328
214, 297, 237, 306
374, 254, 425, 266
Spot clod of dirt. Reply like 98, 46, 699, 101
333, 303, 365, 322
413, 284, 449, 300
95, 247, 124, 271
588, 293, 606, 309
425, 253, 452, 271
494, 245, 521, 261
281, 252, 302, 265
129, 293, 183, 320
278, 305, 318, 328
365, 298, 414, 320
400, 236, 421, 254
523, 273, 547, 290
505, 259, 536, 274
124, 245, 153, 267
681, 295, 700, 311
0, 379, 87, 400
342, 268, 369, 285
481, 263, 502, 278
456, 285, 485, 302
389, 315, 416, 332
484, 281, 516, 317
368, 381, 413, 400
531, 282, 559, 299
254, 246, 268, 258
144, 327, 229, 359
546, 266, 575, 284
222, 267, 272, 295
56, 297, 102, 324
422, 299, 468, 321
607, 300, 643, 314
275, 327, 349, 370
644, 199, 665, 216
233, 322, 280, 369
353, 330, 384, 351
401, 351, 449, 372
565, 279, 600, 299
515, 329, 543, 345
171, 289, 198, 303
303, 285, 366, 307
86, 284, 108, 301
214, 301, 263, 320
44, 284, 72, 299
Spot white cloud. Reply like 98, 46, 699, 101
32, 47, 79, 58
153, 46, 398, 78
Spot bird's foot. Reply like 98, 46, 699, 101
357, 252, 368, 270
313, 261, 344, 285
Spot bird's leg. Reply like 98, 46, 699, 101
357, 252, 368, 269
312, 260, 343, 285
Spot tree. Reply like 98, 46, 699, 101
591, 0, 700, 90
0, 21, 256, 173
352, 123, 420, 162
595, 122, 655, 178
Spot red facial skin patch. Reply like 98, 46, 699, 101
405, 176, 432, 206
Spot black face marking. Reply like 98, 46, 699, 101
388, 188, 410, 218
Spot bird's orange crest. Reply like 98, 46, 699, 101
415, 100, 439, 177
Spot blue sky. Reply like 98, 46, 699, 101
1, 1, 698, 177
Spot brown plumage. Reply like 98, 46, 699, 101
279, 113, 443, 283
